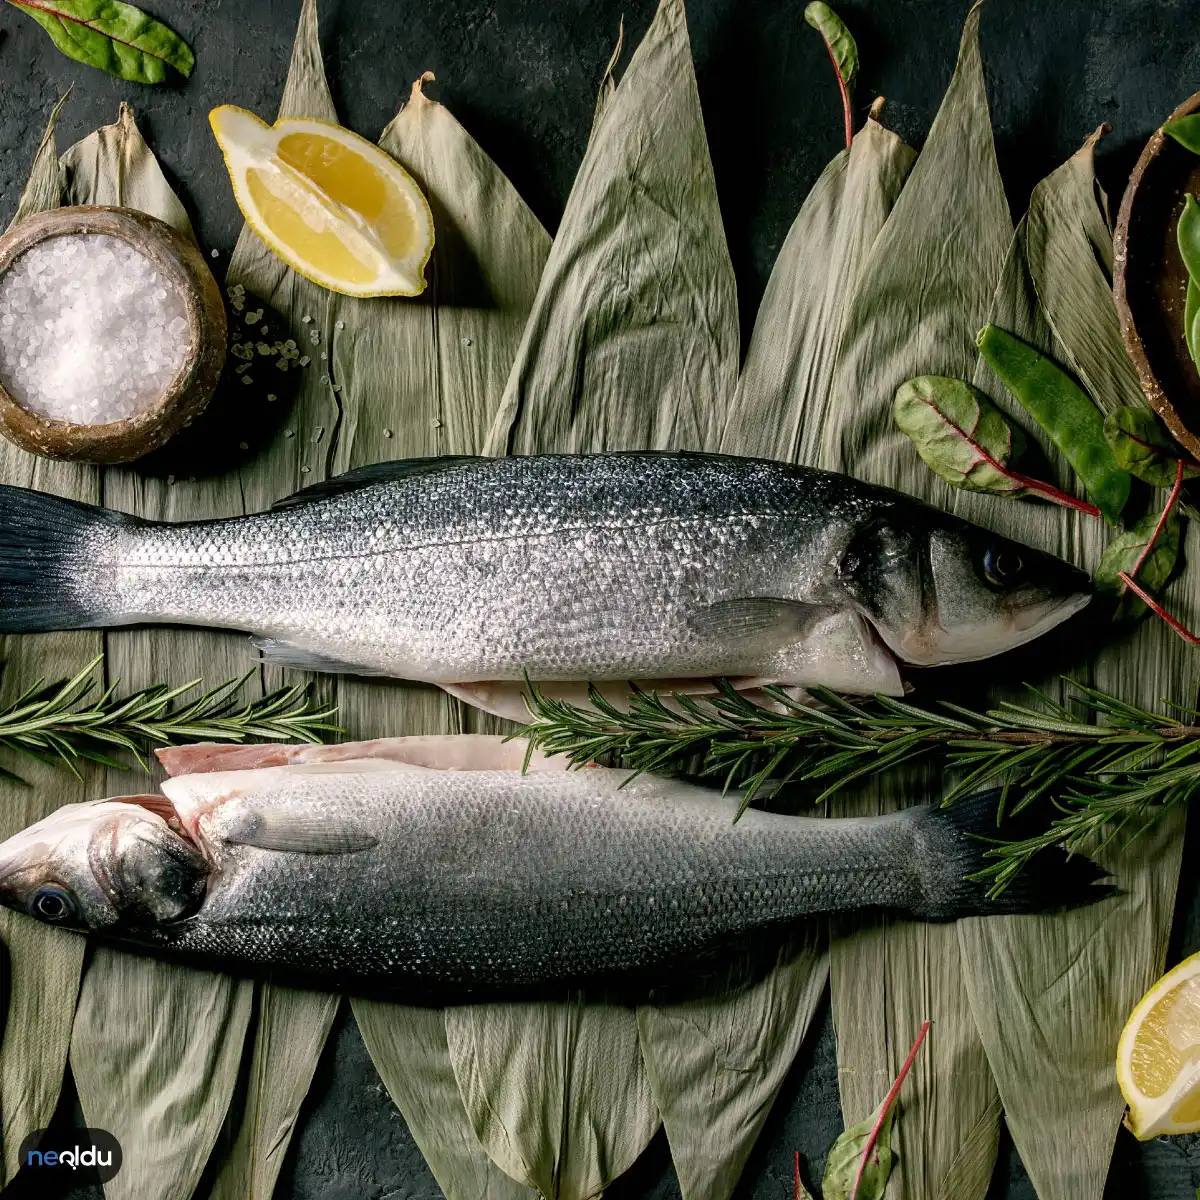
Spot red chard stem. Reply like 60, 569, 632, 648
851, 1019, 931, 1200
1118, 573, 1200, 645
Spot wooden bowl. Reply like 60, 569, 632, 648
0, 206, 226, 464
1114, 89, 1200, 461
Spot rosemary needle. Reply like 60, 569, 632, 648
516, 678, 1200, 893
0, 655, 340, 780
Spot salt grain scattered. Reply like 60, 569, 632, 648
238, 441, 249, 450
0, 234, 189, 425
210, 249, 219, 258
284, 429, 295, 438
335, 320, 345, 330
383, 428, 393, 438
301, 465, 311, 474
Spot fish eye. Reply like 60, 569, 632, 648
30, 885, 75, 923
983, 546, 1024, 588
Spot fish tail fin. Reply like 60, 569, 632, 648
914, 788, 1115, 919
0, 485, 135, 632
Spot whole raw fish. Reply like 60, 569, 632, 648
0, 453, 1090, 716
0, 737, 1108, 997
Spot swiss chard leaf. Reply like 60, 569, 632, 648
1096, 507, 1183, 620
804, 2, 857, 147
1103, 407, 1199, 488
804, 2, 858, 90
894, 375, 1027, 495
821, 1101, 896, 1200
7, 0, 194, 85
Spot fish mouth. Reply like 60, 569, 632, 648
878, 589, 1092, 668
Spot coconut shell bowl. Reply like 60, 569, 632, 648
1114, 89, 1200, 461
0, 206, 226, 464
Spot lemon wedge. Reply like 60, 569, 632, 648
1118, 949, 1200, 1138
209, 105, 433, 297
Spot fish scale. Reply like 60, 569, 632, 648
142, 768, 990, 986
0, 452, 1092, 707
0, 748, 1110, 999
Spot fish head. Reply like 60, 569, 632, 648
837, 511, 1091, 666
0, 796, 208, 933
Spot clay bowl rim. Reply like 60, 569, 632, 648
0, 205, 227, 464
1114, 87, 1200, 462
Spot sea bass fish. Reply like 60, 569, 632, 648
0, 736, 1107, 997
0, 453, 1091, 716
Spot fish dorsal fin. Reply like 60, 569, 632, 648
270, 456, 484, 512
223, 807, 379, 855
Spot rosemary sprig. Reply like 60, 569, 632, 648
0, 655, 340, 780
517, 679, 1200, 891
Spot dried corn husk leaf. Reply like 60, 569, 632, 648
7, 89, 69, 230
954, 138, 1200, 1200
353, 1002, 535, 1199
51, 102, 258, 1200
635, 933, 828, 1200
721, 115, 914, 461
0, 97, 97, 1184
484, 0, 737, 455
209, 987, 340, 1200
657, 111, 909, 1200
69, 957, 252, 1200
822, 8, 1011, 1197
446, 1002, 659, 1198
60, 100, 194, 239
219, 2, 552, 1194
1025, 126, 1145, 416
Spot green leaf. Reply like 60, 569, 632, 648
1186, 279, 1200, 365
1178, 195, 1200, 283
822, 1101, 896, 1200
721, 116, 914, 460
1103, 407, 1198, 488
894, 375, 1028, 494
804, 2, 858, 90
1165, 113, 1200, 155
977, 323, 1131, 523
7, 0, 193, 84
1096, 507, 1182, 619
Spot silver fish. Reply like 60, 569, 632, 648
0, 737, 1107, 997
0, 453, 1090, 716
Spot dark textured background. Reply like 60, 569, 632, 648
1, 0, 1200, 1196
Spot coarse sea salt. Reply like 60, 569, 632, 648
0, 233, 189, 426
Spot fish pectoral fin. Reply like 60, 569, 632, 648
688, 598, 831, 646
252, 638, 390, 677
222, 807, 379, 854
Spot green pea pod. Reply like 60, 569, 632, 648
1165, 113, 1200, 155
1186, 278, 1200, 365
976, 324, 1131, 524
